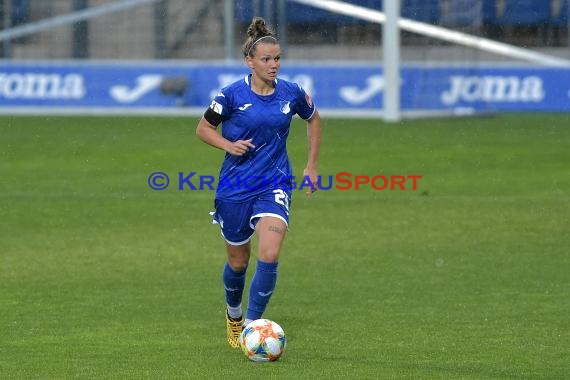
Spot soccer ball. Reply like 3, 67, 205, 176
239, 319, 286, 362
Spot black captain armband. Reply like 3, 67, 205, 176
204, 107, 223, 127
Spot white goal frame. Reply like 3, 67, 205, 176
288, 0, 570, 122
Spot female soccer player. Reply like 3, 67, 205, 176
195, 17, 322, 348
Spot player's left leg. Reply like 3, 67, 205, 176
244, 216, 287, 326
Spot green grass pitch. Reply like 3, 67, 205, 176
1, 114, 569, 379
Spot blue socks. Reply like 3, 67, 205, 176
246, 260, 278, 321
223, 260, 279, 321
223, 263, 247, 318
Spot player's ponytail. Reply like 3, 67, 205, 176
243, 17, 277, 57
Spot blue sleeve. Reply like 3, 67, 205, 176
294, 84, 316, 120
209, 89, 232, 120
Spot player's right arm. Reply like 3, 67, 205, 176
196, 105, 255, 156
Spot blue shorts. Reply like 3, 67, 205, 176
211, 189, 291, 245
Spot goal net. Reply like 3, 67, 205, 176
287, 0, 570, 119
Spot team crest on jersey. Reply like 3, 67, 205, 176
280, 101, 291, 114
209, 100, 223, 114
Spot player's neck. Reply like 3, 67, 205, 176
250, 76, 276, 96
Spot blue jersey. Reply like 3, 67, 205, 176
209, 74, 316, 202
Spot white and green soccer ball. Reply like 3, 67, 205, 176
239, 319, 286, 362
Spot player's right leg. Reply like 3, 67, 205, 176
224, 242, 250, 348
212, 199, 255, 348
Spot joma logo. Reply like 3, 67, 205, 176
441, 75, 545, 105
0, 73, 85, 99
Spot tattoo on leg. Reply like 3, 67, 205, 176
267, 225, 284, 234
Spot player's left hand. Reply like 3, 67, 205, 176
303, 168, 318, 197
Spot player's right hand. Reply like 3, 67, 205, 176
227, 139, 255, 156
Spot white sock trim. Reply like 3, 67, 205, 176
227, 304, 242, 319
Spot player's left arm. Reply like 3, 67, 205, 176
304, 110, 321, 197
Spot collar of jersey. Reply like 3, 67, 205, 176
244, 74, 278, 99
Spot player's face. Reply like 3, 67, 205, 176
249, 43, 281, 83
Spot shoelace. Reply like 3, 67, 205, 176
229, 320, 242, 333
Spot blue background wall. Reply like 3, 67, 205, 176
1, 61, 569, 113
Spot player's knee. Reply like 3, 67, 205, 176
227, 245, 250, 271
228, 257, 249, 272
258, 246, 280, 263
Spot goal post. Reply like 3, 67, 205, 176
383, 0, 401, 122
287, 0, 570, 120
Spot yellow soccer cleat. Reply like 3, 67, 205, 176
226, 312, 244, 349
